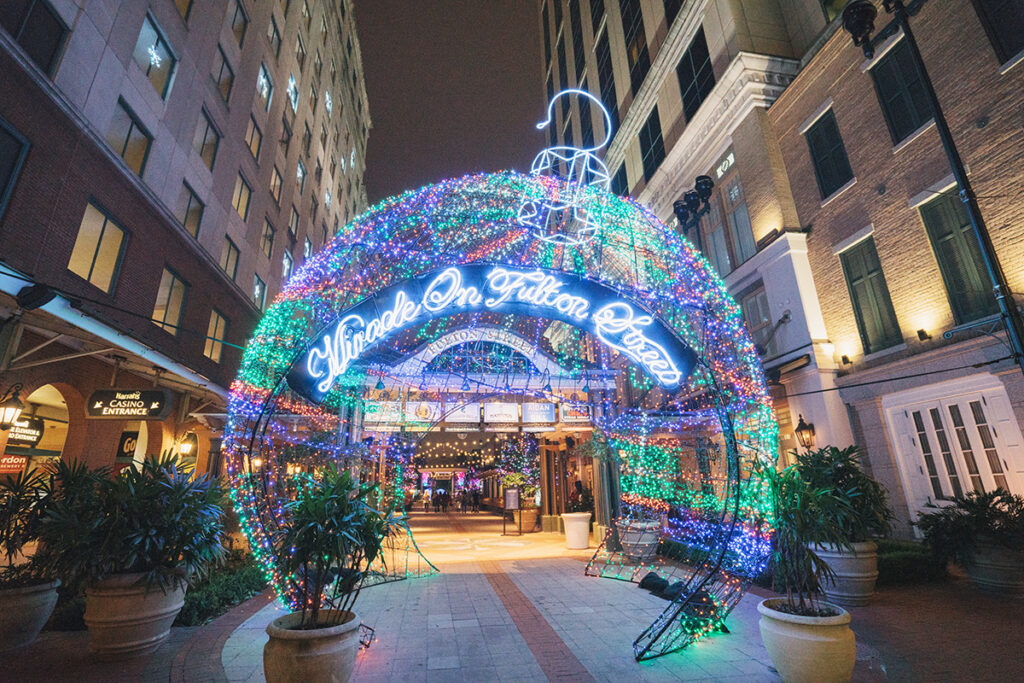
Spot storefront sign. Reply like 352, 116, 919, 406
362, 401, 401, 423
504, 487, 519, 510
117, 431, 139, 459
560, 403, 591, 422
0, 454, 27, 475
484, 424, 520, 433
405, 401, 441, 424
522, 425, 556, 432
444, 402, 481, 423
483, 402, 519, 423
290, 265, 696, 401
522, 403, 555, 423
87, 389, 171, 420
7, 416, 44, 447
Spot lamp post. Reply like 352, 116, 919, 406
673, 175, 715, 254
842, 0, 1024, 376
0, 383, 25, 431
794, 414, 816, 451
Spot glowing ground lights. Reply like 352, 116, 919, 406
223, 167, 777, 660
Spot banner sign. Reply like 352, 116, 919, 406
0, 454, 27, 475
87, 389, 171, 420
7, 417, 44, 447
405, 401, 441, 424
288, 265, 696, 402
522, 424, 556, 432
444, 402, 481, 423
560, 403, 591, 422
522, 403, 555, 423
363, 401, 401, 423
483, 402, 519, 423
117, 431, 139, 459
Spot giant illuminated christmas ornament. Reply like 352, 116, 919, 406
223, 91, 777, 661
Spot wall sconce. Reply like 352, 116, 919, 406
0, 383, 25, 431
917, 329, 932, 341
178, 432, 198, 456
795, 414, 816, 451
841, 355, 851, 365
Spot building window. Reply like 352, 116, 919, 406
310, 197, 319, 224
314, 49, 323, 78
0, 0, 68, 76
329, 154, 337, 179
639, 106, 665, 182
177, 182, 203, 237
664, 0, 683, 24
320, 15, 327, 43
133, 15, 176, 98
175, 0, 193, 22
204, 309, 227, 363
741, 286, 776, 357
301, 1, 311, 30
261, 218, 275, 258
220, 237, 239, 279
620, 0, 650, 95
193, 110, 219, 170
325, 90, 333, 118
302, 122, 312, 154
569, 0, 585, 80
971, 0, 1024, 63
590, 0, 605, 32
579, 89, 594, 149
677, 27, 715, 122
309, 85, 318, 115
700, 157, 756, 274
920, 191, 999, 324
269, 166, 283, 203
253, 274, 266, 310
68, 202, 125, 293
213, 46, 234, 102
840, 236, 902, 354
304, 237, 312, 259
542, 2, 551, 67
329, 58, 337, 84
257, 62, 273, 111
0, 117, 29, 223
232, 173, 251, 220
282, 249, 293, 279
594, 29, 619, 136
245, 115, 262, 160
722, 175, 756, 266
230, 0, 247, 46
267, 16, 282, 57
289, 205, 300, 236
152, 268, 188, 335
557, 35, 570, 118
296, 35, 307, 70
611, 163, 627, 196
319, 123, 328, 149
869, 39, 934, 144
106, 99, 151, 175
805, 109, 853, 199
820, 0, 845, 22
280, 115, 292, 155
296, 159, 306, 193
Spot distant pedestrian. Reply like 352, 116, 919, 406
441, 491, 449, 513
460, 489, 469, 513
472, 489, 480, 512
433, 492, 441, 513
423, 491, 431, 513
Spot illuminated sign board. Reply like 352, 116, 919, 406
0, 454, 27, 475
87, 389, 171, 420
483, 402, 519, 423
444, 403, 481, 423
363, 401, 401, 423
405, 401, 441, 424
560, 403, 591, 422
522, 403, 555, 423
7, 416, 44, 447
289, 265, 695, 402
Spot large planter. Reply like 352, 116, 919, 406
965, 542, 1024, 595
617, 520, 660, 563
561, 512, 592, 549
757, 598, 855, 683
514, 507, 540, 533
264, 609, 360, 683
84, 572, 187, 659
811, 541, 879, 606
0, 579, 60, 651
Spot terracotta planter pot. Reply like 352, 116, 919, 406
616, 520, 659, 563
264, 609, 360, 683
0, 579, 60, 651
84, 572, 186, 659
811, 541, 879, 606
965, 542, 1024, 595
514, 507, 540, 532
757, 598, 855, 683
561, 512, 592, 549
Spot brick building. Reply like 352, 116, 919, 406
768, 0, 1024, 532
0, 0, 370, 474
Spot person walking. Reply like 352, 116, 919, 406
433, 491, 440, 513
460, 489, 469, 513
472, 488, 480, 513
422, 490, 431, 514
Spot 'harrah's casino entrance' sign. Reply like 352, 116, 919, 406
288, 265, 696, 402
87, 389, 172, 420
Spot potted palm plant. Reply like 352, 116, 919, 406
498, 435, 541, 532
36, 455, 226, 659
0, 468, 59, 651
263, 466, 395, 683
916, 489, 1024, 595
795, 446, 892, 606
756, 459, 857, 683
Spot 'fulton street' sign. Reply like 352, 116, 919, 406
288, 264, 696, 402
87, 389, 172, 420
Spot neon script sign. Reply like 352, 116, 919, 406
288, 265, 696, 401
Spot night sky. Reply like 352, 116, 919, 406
354, 1, 546, 205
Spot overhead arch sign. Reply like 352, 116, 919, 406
287, 264, 697, 402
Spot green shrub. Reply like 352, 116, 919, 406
876, 549, 946, 586
173, 553, 268, 626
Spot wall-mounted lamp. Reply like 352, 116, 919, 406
795, 414, 816, 451
841, 355, 852, 365
0, 383, 25, 431
178, 432, 198, 456
917, 329, 932, 341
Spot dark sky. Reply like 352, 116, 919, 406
354, 1, 546, 205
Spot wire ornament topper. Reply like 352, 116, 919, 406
518, 89, 614, 246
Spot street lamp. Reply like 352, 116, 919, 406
841, 0, 1024, 376
673, 175, 715, 254
0, 383, 25, 431
794, 414, 816, 451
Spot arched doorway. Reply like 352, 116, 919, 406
224, 169, 777, 659
1, 384, 70, 476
